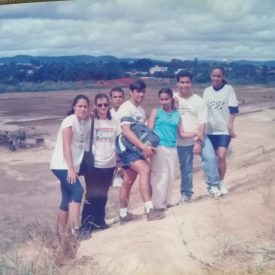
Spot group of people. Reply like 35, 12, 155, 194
50, 66, 239, 239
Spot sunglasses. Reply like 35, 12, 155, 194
96, 103, 109, 108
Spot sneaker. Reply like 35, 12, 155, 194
155, 206, 168, 212
219, 182, 229, 195
208, 186, 222, 198
95, 221, 110, 230
146, 208, 166, 221
73, 227, 92, 240
120, 212, 139, 225
180, 195, 192, 204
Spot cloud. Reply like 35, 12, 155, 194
0, 0, 274, 60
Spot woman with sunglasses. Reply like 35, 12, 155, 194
80, 93, 120, 234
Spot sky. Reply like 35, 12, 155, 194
0, 0, 275, 61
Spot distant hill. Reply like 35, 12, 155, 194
233, 60, 275, 66
0, 55, 135, 64
0, 55, 275, 91
0, 55, 274, 66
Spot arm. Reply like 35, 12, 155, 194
228, 86, 239, 138
62, 126, 77, 184
192, 124, 206, 155
148, 108, 157, 130
228, 114, 237, 138
122, 124, 155, 158
197, 123, 206, 141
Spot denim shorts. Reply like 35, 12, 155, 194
118, 149, 144, 169
207, 134, 231, 150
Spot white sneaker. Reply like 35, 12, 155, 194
208, 186, 222, 198
180, 195, 192, 204
219, 182, 229, 195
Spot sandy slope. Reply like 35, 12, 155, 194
72, 109, 275, 274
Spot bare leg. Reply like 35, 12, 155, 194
129, 159, 151, 202
68, 201, 81, 232
57, 209, 68, 237
216, 147, 228, 180
119, 168, 137, 208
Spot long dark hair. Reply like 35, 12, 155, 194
158, 87, 176, 110
94, 93, 112, 120
67, 94, 90, 116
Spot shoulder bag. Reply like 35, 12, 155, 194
78, 119, 95, 176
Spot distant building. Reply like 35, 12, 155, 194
126, 70, 148, 77
149, 65, 168, 75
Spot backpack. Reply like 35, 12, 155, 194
115, 117, 160, 156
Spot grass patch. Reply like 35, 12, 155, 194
0, 221, 87, 275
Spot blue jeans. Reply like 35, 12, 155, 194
177, 136, 220, 197
201, 136, 220, 188
177, 145, 193, 197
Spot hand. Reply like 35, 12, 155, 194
116, 166, 123, 177
193, 143, 202, 155
142, 145, 156, 158
228, 127, 237, 138
67, 168, 77, 184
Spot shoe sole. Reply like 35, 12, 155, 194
119, 217, 139, 225
147, 213, 166, 221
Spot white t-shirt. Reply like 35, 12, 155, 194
50, 114, 91, 172
174, 92, 208, 146
110, 108, 120, 123
117, 100, 146, 126
93, 118, 120, 168
203, 84, 238, 135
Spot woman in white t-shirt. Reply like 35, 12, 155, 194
80, 93, 120, 234
50, 94, 91, 237
203, 66, 239, 195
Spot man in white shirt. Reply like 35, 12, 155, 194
109, 86, 125, 122
116, 80, 166, 222
175, 71, 222, 202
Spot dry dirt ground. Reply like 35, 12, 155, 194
0, 84, 275, 274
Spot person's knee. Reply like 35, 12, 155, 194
72, 183, 84, 203
122, 168, 137, 186
204, 154, 217, 164
60, 203, 69, 212
139, 162, 150, 176
217, 154, 226, 162
123, 176, 135, 187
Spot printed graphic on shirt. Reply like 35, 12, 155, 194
95, 127, 115, 142
207, 100, 226, 110
178, 105, 197, 116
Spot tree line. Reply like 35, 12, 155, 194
0, 56, 275, 88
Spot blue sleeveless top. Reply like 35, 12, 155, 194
154, 108, 180, 147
